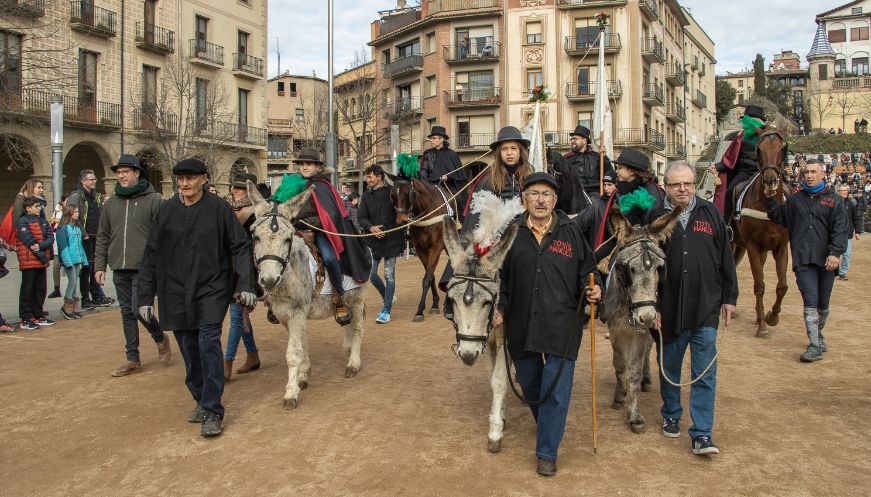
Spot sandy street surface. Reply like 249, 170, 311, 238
1, 241, 869, 497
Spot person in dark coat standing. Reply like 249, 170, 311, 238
494, 172, 601, 476
137, 158, 255, 437
649, 161, 738, 457
765, 159, 848, 363
564, 125, 614, 196
420, 125, 468, 217
67, 169, 114, 309
358, 165, 404, 324
836, 183, 864, 280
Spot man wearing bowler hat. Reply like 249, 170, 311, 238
95, 154, 170, 377
420, 125, 468, 215
137, 158, 255, 437
564, 125, 614, 196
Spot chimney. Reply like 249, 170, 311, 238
397, 0, 407, 8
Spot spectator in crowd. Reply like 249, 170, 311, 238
12, 178, 47, 223
55, 204, 87, 320
48, 194, 68, 299
347, 192, 362, 234
67, 169, 114, 310
837, 184, 864, 281
341, 183, 352, 202
16, 197, 55, 330
0, 243, 15, 332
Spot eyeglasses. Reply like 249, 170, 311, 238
523, 190, 556, 200
665, 182, 695, 191
83, 177, 97, 182
115, 169, 134, 176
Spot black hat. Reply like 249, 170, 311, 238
612, 148, 650, 173
489, 126, 531, 151
292, 148, 323, 164
112, 154, 146, 173
232, 173, 258, 189
427, 125, 449, 140
743, 104, 766, 121
602, 171, 616, 184
173, 158, 208, 175
569, 125, 591, 140
522, 172, 559, 192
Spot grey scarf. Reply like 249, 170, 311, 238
664, 195, 697, 229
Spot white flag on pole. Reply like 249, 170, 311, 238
592, 30, 613, 158
522, 100, 544, 172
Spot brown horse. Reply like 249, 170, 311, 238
390, 176, 450, 321
730, 126, 790, 338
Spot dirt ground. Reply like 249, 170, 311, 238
1, 240, 869, 497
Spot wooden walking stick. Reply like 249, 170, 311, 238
589, 272, 598, 454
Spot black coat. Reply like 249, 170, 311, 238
649, 199, 739, 342
499, 212, 601, 361
766, 187, 849, 268
420, 147, 467, 189
137, 192, 254, 331
357, 183, 404, 259
564, 149, 613, 195
845, 198, 864, 238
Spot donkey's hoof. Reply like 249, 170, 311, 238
612, 400, 625, 410
298, 380, 308, 390
429, 307, 441, 315
344, 366, 359, 378
283, 398, 299, 410
765, 312, 779, 326
487, 439, 502, 453
412, 315, 424, 322
629, 420, 646, 434
641, 381, 653, 392
756, 329, 770, 339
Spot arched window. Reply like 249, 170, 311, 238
852, 51, 869, 75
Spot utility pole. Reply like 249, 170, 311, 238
326, 0, 338, 186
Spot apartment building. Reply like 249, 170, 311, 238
0, 0, 267, 206
334, 60, 378, 187
721, 50, 808, 123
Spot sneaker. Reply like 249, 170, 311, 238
375, 309, 391, 324
94, 296, 115, 307
692, 435, 720, 456
0, 323, 17, 333
35, 317, 55, 326
111, 360, 142, 377
800, 344, 823, 362
187, 403, 207, 423
201, 411, 223, 437
536, 458, 557, 476
662, 417, 680, 438
838, 274, 848, 281
19, 320, 39, 331
81, 299, 96, 310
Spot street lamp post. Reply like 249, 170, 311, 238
50, 96, 64, 206
326, 0, 337, 186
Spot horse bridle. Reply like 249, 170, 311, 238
612, 236, 665, 327
250, 203, 294, 286
757, 129, 789, 180
392, 178, 419, 219
446, 255, 499, 349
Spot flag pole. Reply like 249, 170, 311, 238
596, 23, 606, 196
589, 272, 598, 454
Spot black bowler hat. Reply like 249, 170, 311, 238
489, 126, 531, 151
232, 173, 258, 189
569, 125, 591, 140
173, 158, 208, 175
112, 154, 146, 174
612, 148, 650, 173
427, 125, 449, 140
743, 104, 766, 121
522, 172, 559, 192
292, 148, 324, 164
602, 172, 616, 184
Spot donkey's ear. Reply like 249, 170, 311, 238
608, 202, 631, 245
278, 186, 313, 220
247, 180, 272, 218
649, 204, 682, 244
480, 223, 519, 275
443, 215, 469, 269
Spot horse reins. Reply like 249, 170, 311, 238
251, 203, 294, 287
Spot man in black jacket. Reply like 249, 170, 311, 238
420, 125, 468, 215
765, 160, 848, 362
358, 165, 404, 324
494, 172, 601, 476
651, 162, 738, 456
564, 125, 613, 196
837, 184, 864, 280
67, 169, 114, 309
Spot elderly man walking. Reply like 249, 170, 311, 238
68, 169, 114, 309
495, 172, 601, 476
650, 162, 738, 456
766, 160, 848, 362
95, 155, 170, 377
137, 158, 255, 437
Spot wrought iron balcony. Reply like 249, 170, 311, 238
692, 90, 708, 108
1, 0, 46, 17
642, 83, 664, 106
135, 23, 175, 54
456, 133, 496, 150
193, 121, 267, 147
666, 103, 686, 123
132, 107, 178, 135
69, 1, 117, 37
428, 0, 498, 14
233, 53, 264, 79
376, 9, 420, 38
189, 39, 224, 67
444, 87, 501, 107
565, 80, 622, 101
384, 97, 422, 120
666, 62, 686, 87
641, 37, 663, 64
615, 128, 664, 151
383, 54, 423, 78
557, 0, 628, 9
666, 142, 687, 160
443, 40, 501, 64
639, 0, 659, 21
564, 33, 621, 55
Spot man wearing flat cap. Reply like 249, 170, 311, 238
494, 171, 602, 476
564, 125, 614, 197
137, 158, 255, 437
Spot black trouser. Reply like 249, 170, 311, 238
79, 237, 102, 301
174, 323, 225, 418
724, 171, 753, 222
19, 268, 46, 321
114, 270, 165, 361
794, 264, 836, 310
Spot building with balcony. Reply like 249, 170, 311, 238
0, 0, 268, 207
335, 60, 379, 189
265, 72, 328, 182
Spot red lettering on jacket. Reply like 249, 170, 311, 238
548, 239, 573, 257
693, 220, 714, 235
820, 197, 835, 208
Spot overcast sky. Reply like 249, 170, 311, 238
268, 0, 843, 79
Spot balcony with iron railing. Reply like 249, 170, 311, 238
615, 128, 665, 151
233, 53, 264, 79
428, 0, 498, 14
456, 133, 496, 150
445, 87, 501, 107
641, 37, 663, 64
132, 107, 178, 135
666, 62, 686, 87
384, 97, 423, 120
666, 142, 687, 159
564, 33, 622, 55
189, 39, 224, 67
557, 0, 628, 9
69, 1, 117, 37
383, 54, 424, 78
666, 103, 686, 123
692, 90, 707, 108
565, 80, 622, 101
193, 120, 267, 147
642, 83, 664, 106
443, 40, 501, 64
376, 9, 421, 38
1, 0, 46, 17
639, 0, 659, 20
135, 22, 175, 54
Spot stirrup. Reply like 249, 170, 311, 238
332, 295, 352, 326
725, 225, 734, 242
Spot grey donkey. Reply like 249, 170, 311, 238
247, 182, 367, 409
604, 204, 681, 433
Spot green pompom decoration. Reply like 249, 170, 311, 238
740, 114, 765, 147
618, 187, 656, 214
271, 173, 308, 204
397, 153, 420, 178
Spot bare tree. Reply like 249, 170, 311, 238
831, 87, 855, 132
806, 93, 835, 134
292, 81, 329, 152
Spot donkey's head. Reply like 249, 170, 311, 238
608, 203, 682, 329
443, 216, 519, 366
247, 180, 313, 292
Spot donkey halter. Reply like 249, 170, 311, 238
613, 235, 665, 327
250, 203, 294, 286
447, 255, 499, 347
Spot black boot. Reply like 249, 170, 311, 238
48, 287, 61, 299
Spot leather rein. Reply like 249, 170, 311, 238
250, 203, 294, 286
446, 255, 499, 346
612, 235, 665, 327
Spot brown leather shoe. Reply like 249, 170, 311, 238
157, 337, 172, 365
332, 295, 352, 326
536, 458, 557, 476
111, 360, 142, 377
236, 352, 260, 374
224, 359, 233, 382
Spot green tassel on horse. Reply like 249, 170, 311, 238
271, 173, 308, 204
397, 153, 421, 179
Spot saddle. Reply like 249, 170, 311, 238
731, 174, 759, 221
294, 230, 326, 294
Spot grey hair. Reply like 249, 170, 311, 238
79, 169, 96, 182
663, 161, 694, 182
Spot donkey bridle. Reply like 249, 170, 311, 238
251, 203, 294, 283
446, 256, 499, 345
612, 236, 665, 326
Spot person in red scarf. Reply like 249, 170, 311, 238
292, 148, 372, 325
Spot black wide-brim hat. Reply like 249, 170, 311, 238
111, 154, 146, 173
490, 126, 531, 151
232, 173, 258, 188
428, 125, 449, 140
173, 158, 208, 175
743, 104, 766, 121
292, 148, 324, 164
569, 125, 591, 140
522, 172, 558, 192
612, 147, 650, 173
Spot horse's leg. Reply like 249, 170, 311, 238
641, 334, 653, 392
345, 290, 365, 378
747, 247, 770, 338
283, 311, 306, 409
428, 244, 442, 313
610, 331, 628, 410
765, 244, 790, 327
627, 337, 646, 433
487, 340, 508, 453
413, 249, 430, 322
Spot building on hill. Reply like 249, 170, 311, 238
265, 72, 328, 182
334, 60, 380, 190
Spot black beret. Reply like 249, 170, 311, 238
172, 158, 208, 175
522, 172, 559, 192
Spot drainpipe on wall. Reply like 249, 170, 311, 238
120, 0, 126, 155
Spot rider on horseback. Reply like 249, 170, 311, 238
420, 125, 468, 217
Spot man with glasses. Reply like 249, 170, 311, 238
95, 155, 170, 377
67, 169, 114, 309
650, 161, 737, 456
564, 125, 614, 197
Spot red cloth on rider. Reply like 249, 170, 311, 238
713, 132, 743, 213
593, 193, 616, 249
310, 178, 348, 256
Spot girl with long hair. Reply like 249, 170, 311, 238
56, 204, 88, 319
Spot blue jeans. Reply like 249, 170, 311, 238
315, 233, 344, 296
225, 302, 258, 360
658, 326, 718, 439
63, 264, 81, 300
369, 256, 396, 312
513, 354, 577, 461
839, 238, 853, 276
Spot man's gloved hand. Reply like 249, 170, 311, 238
238, 292, 256, 309
139, 306, 155, 323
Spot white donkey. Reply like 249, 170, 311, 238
247, 182, 367, 409
442, 192, 523, 453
